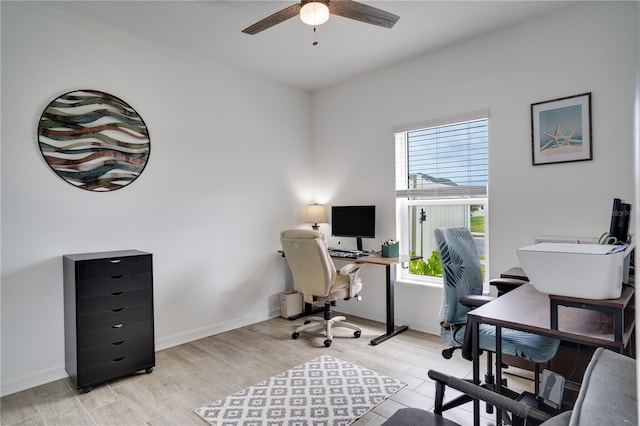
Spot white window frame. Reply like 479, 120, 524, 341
393, 111, 489, 288
396, 197, 489, 286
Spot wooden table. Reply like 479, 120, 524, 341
467, 282, 636, 425
498, 268, 635, 349
474, 283, 635, 349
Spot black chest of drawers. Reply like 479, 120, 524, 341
63, 250, 155, 392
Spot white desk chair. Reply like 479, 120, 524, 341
280, 229, 364, 347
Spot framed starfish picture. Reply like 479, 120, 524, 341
531, 93, 592, 166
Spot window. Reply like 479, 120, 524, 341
394, 111, 489, 285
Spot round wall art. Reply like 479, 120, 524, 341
38, 89, 150, 191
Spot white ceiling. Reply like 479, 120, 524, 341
43, 0, 578, 91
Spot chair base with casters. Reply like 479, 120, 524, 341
291, 300, 362, 347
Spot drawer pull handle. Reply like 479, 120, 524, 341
111, 308, 124, 313
110, 259, 123, 264
112, 356, 126, 362
112, 340, 125, 346
110, 275, 124, 280
111, 291, 123, 296
112, 323, 124, 329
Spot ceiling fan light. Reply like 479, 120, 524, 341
300, 2, 330, 26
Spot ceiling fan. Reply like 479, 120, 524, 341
242, 0, 400, 35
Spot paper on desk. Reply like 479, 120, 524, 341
519, 243, 628, 255
607, 244, 630, 254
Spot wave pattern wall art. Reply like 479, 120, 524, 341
38, 90, 150, 191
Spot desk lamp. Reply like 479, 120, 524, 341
306, 204, 327, 231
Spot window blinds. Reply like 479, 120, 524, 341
395, 111, 488, 199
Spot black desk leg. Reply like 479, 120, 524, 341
472, 319, 480, 426
550, 300, 559, 330
495, 325, 503, 426
370, 264, 409, 345
614, 308, 623, 343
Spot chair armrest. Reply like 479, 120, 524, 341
339, 263, 364, 300
490, 278, 527, 297
459, 295, 494, 308
458, 296, 494, 361
428, 369, 552, 424
339, 263, 362, 276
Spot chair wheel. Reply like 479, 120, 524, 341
145, 367, 153, 374
292, 332, 299, 339
442, 348, 454, 359
324, 339, 332, 347
354, 330, 361, 338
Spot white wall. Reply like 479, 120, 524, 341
2, 1, 637, 397
1, 2, 312, 395
312, 1, 638, 333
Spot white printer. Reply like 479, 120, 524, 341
515, 242, 634, 299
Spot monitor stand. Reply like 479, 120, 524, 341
356, 237, 363, 252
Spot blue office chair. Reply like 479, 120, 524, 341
434, 227, 560, 417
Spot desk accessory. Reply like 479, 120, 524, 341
608, 197, 631, 244
381, 240, 399, 257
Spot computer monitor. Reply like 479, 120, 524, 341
609, 198, 631, 244
331, 205, 376, 251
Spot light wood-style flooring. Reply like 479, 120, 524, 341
1, 314, 534, 425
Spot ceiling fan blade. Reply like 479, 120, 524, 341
328, 0, 399, 28
242, 3, 302, 35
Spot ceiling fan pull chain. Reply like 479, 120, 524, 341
313, 27, 319, 46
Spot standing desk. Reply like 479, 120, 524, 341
280, 250, 418, 345
331, 253, 418, 345
467, 282, 636, 425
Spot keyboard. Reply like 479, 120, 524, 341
328, 249, 366, 258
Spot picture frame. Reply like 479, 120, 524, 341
531, 92, 591, 166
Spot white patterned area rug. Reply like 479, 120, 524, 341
194, 354, 406, 425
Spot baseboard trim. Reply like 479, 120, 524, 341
1, 309, 281, 397
2, 308, 436, 397
1, 364, 68, 397
155, 309, 281, 350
